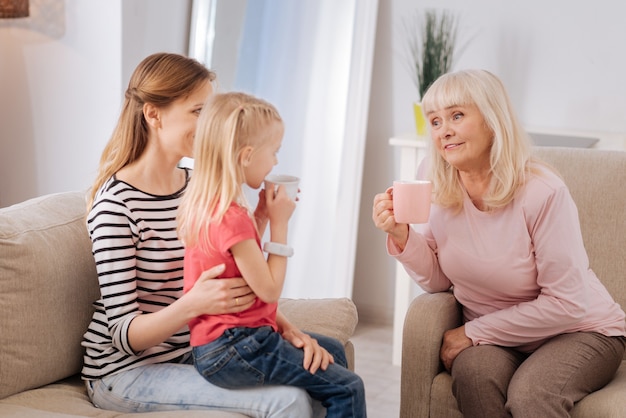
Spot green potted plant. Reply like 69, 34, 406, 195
402, 9, 461, 135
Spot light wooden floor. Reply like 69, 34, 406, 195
351, 322, 401, 418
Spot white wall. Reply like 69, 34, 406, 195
353, 0, 626, 324
0, 0, 190, 208
1, 0, 625, 324
0, 0, 122, 207
121, 0, 191, 87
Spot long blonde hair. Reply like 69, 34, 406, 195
177, 92, 283, 248
87, 53, 215, 210
421, 69, 533, 211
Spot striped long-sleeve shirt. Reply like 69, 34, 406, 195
81, 171, 191, 380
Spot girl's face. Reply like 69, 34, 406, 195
427, 103, 493, 174
156, 80, 213, 159
243, 120, 284, 189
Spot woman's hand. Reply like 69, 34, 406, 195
128, 264, 256, 352
185, 264, 256, 317
440, 325, 473, 372
277, 311, 334, 374
282, 328, 335, 374
372, 189, 410, 250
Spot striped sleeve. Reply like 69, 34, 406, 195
81, 175, 190, 380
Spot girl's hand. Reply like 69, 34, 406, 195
185, 264, 256, 316
254, 188, 269, 235
265, 182, 296, 226
254, 188, 269, 225
372, 189, 410, 250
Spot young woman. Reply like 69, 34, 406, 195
372, 69, 625, 417
82, 52, 333, 417
177, 92, 366, 418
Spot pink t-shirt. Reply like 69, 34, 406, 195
184, 204, 277, 347
390, 165, 626, 352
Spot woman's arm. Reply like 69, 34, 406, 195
373, 189, 451, 292
390, 227, 452, 293
128, 265, 256, 352
89, 195, 256, 354
372, 190, 410, 250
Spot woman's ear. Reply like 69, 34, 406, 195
240, 146, 254, 167
143, 103, 161, 128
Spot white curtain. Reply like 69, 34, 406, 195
190, 0, 377, 299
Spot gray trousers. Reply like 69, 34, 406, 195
451, 332, 626, 418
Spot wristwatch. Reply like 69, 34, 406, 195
263, 242, 294, 257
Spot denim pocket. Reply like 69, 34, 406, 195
192, 334, 265, 388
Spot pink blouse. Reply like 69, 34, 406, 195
389, 165, 625, 352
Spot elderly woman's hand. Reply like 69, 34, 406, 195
440, 325, 473, 372
372, 189, 410, 251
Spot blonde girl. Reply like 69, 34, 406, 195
178, 92, 366, 418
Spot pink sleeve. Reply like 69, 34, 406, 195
213, 206, 258, 253
465, 184, 589, 347
387, 226, 452, 293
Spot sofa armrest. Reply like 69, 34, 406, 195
400, 291, 462, 418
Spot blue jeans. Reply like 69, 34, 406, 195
86, 351, 324, 417
192, 327, 366, 418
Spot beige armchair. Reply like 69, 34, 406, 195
400, 146, 626, 418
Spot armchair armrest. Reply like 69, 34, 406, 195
400, 291, 462, 418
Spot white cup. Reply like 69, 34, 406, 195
264, 174, 300, 200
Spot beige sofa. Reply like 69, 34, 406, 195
0, 191, 359, 417
400, 146, 626, 418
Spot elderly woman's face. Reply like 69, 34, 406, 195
427, 103, 493, 174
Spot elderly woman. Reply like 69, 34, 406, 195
372, 69, 625, 417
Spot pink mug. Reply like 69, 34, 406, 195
391, 180, 432, 224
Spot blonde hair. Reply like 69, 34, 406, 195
421, 69, 533, 211
177, 92, 283, 248
87, 53, 216, 210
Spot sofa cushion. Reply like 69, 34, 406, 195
0, 191, 100, 400
571, 361, 626, 417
